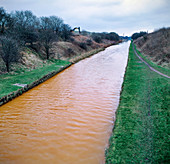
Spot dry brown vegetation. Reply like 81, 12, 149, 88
52, 35, 101, 60
0, 34, 117, 74
134, 27, 170, 68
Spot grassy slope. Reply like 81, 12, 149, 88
133, 44, 170, 76
0, 45, 106, 99
0, 60, 70, 98
105, 43, 170, 163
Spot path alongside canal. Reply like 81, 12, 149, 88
0, 42, 130, 164
132, 43, 170, 79
106, 43, 170, 163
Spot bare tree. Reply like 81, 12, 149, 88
39, 29, 55, 59
39, 17, 56, 59
49, 16, 63, 36
60, 24, 71, 41
0, 36, 20, 72
0, 7, 12, 34
39, 16, 52, 30
10, 10, 39, 45
0, 7, 7, 34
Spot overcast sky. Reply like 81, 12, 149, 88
1, 0, 170, 36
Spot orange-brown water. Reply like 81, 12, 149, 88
0, 42, 130, 164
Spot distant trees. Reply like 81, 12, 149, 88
107, 32, 120, 41
0, 7, 72, 69
0, 36, 20, 72
131, 31, 147, 40
81, 30, 90, 36
91, 32, 120, 43
92, 33, 102, 43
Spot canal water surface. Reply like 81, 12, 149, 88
0, 42, 130, 164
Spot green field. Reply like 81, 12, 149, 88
105, 42, 170, 163
0, 60, 70, 98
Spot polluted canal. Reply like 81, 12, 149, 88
0, 42, 130, 164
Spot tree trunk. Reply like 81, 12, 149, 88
1, 22, 5, 34
46, 47, 49, 60
6, 62, 9, 72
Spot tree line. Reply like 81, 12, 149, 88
131, 31, 147, 40
81, 30, 120, 43
0, 7, 71, 72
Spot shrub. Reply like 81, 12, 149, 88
79, 42, 87, 50
67, 48, 74, 57
86, 39, 93, 46
92, 35, 102, 43
131, 31, 147, 40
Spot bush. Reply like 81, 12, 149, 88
86, 39, 93, 46
67, 48, 74, 57
69, 37, 75, 42
92, 35, 102, 43
131, 31, 147, 40
79, 42, 87, 50
143, 35, 148, 41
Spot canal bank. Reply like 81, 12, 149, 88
0, 47, 105, 106
105, 42, 170, 163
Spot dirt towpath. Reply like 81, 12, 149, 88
132, 43, 170, 79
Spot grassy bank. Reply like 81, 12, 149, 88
133, 44, 170, 76
0, 60, 70, 98
105, 43, 170, 163
0, 46, 107, 99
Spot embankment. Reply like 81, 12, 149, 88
0, 47, 107, 106
105, 42, 170, 163
0, 63, 71, 106
134, 27, 170, 68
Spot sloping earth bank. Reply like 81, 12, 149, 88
134, 27, 170, 68
0, 34, 117, 74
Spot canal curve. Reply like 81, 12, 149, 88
0, 42, 130, 164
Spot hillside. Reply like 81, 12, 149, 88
0, 8, 121, 74
0, 34, 116, 74
134, 27, 170, 68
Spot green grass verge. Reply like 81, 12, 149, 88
0, 59, 70, 98
0, 46, 106, 99
105, 43, 170, 163
133, 44, 170, 76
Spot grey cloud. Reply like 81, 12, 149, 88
1, 0, 170, 36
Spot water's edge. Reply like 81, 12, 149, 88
0, 47, 107, 107
105, 43, 130, 158
0, 64, 72, 106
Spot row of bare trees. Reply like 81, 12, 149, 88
0, 7, 71, 72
